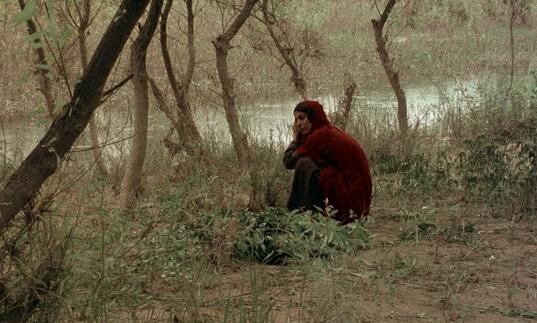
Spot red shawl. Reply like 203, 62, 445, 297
295, 100, 372, 223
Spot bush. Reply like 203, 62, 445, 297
371, 76, 537, 211
233, 208, 370, 265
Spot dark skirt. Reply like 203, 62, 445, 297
287, 157, 324, 212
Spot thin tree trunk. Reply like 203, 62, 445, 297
149, 77, 189, 157
18, 0, 56, 120
120, 0, 162, 210
508, 0, 516, 93
213, 0, 257, 168
159, 0, 201, 151
183, 0, 196, 93
371, 0, 409, 155
149, 77, 181, 136
213, 0, 262, 209
0, 0, 150, 232
333, 73, 357, 131
78, 0, 109, 178
261, 0, 307, 100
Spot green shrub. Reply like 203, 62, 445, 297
233, 208, 370, 265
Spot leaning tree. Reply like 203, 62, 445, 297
0, 0, 149, 231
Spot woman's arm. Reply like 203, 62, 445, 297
283, 140, 300, 169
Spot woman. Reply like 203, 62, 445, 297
284, 100, 372, 224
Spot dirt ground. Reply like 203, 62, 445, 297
138, 203, 537, 323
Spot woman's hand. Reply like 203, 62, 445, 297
292, 120, 299, 141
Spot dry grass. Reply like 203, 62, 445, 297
56, 199, 535, 322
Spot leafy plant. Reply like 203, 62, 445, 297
233, 208, 370, 265
400, 222, 437, 242
441, 215, 476, 243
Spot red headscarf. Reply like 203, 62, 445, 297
294, 100, 372, 223
294, 100, 330, 145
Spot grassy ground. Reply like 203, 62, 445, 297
3, 71, 537, 323
15, 77, 535, 322
164, 203, 537, 322
35, 184, 537, 322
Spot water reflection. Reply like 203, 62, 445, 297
1, 78, 480, 163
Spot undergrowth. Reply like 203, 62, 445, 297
2, 72, 537, 321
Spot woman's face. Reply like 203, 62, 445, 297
294, 111, 312, 135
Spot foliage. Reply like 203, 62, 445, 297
371, 76, 537, 211
399, 222, 436, 242
488, 306, 537, 319
233, 208, 370, 265
279, 0, 331, 30
441, 215, 476, 243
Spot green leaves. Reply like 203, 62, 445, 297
14, 0, 74, 50
232, 208, 370, 265
13, 0, 38, 25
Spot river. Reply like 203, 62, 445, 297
0, 78, 480, 164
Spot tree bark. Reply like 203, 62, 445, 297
213, 0, 257, 169
120, 0, 163, 210
261, 0, 307, 100
213, 0, 262, 209
18, 0, 56, 120
149, 77, 181, 138
0, 0, 150, 232
159, 0, 201, 151
78, 0, 109, 179
371, 0, 409, 155
333, 73, 357, 131
508, 0, 516, 93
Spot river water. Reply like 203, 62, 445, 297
1, 78, 479, 164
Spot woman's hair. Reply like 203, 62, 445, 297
293, 102, 315, 121
294, 100, 330, 130
293, 100, 330, 144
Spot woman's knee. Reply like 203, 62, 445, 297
295, 157, 318, 170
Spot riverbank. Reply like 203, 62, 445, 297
99, 202, 534, 322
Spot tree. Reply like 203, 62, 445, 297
260, 0, 308, 100
372, 0, 409, 157
120, 0, 163, 210
332, 73, 358, 131
508, 0, 514, 93
17, 0, 56, 120
151, 0, 202, 154
213, 0, 262, 209
213, 0, 258, 169
67, 0, 110, 178
0, 0, 150, 232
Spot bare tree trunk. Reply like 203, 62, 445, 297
183, 0, 196, 94
18, 0, 56, 120
508, 0, 516, 93
372, 0, 409, 156
148, 77, 188, 157
213, 0, 257, 168
333, 73, 357, 131
120, 0, 162, 210
159, 0, 201, 152
149, 78, 181, 138
213, 0, 262, 209
78, 0, 109, 178
0, 0, 150, 232
261, 0, 308, 100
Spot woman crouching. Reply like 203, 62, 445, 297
283, 100, 372, 224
